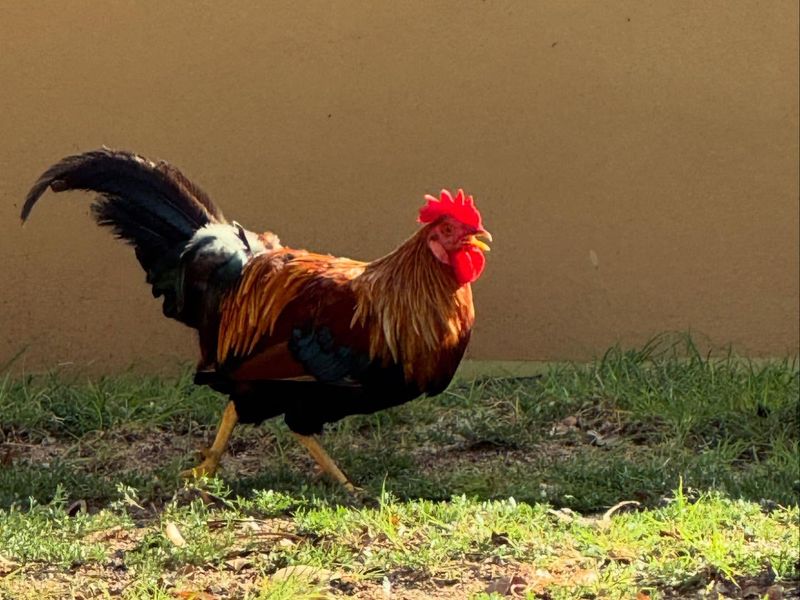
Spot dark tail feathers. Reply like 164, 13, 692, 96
21, 148, 227, 324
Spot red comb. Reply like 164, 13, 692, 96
418, 189, 483, 230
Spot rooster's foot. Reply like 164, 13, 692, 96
179, 401, 238, 479
293, 432, 371, 500
179, 449, 222, 479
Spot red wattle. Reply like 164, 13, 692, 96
451, 247, 486, 285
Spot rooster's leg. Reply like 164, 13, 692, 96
292, 433, 359, 494
181, 401, 238, 478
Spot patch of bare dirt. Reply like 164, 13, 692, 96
0, 425, 288, 478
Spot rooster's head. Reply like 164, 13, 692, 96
418, 189, 491, 285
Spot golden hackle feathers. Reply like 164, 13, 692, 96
350, 226, 474, 383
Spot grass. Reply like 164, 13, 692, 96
0, 335, 797, 598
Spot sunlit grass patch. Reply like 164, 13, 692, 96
0, 335, 797, 598
0, 482, 796, 599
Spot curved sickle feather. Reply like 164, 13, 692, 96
20, 147, 224, 225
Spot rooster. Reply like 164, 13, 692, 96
21, 148, 491, 492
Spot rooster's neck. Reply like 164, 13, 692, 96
351, 226, 475, 387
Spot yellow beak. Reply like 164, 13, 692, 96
468, 229, 493, 252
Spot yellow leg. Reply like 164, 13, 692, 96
293, 433, 358, 494
181, 401, 238, 478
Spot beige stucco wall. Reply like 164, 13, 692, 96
1, 1, 798, 373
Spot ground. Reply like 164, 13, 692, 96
0, 337, 798, 599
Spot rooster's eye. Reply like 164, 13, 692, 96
441, 223, 453, 235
